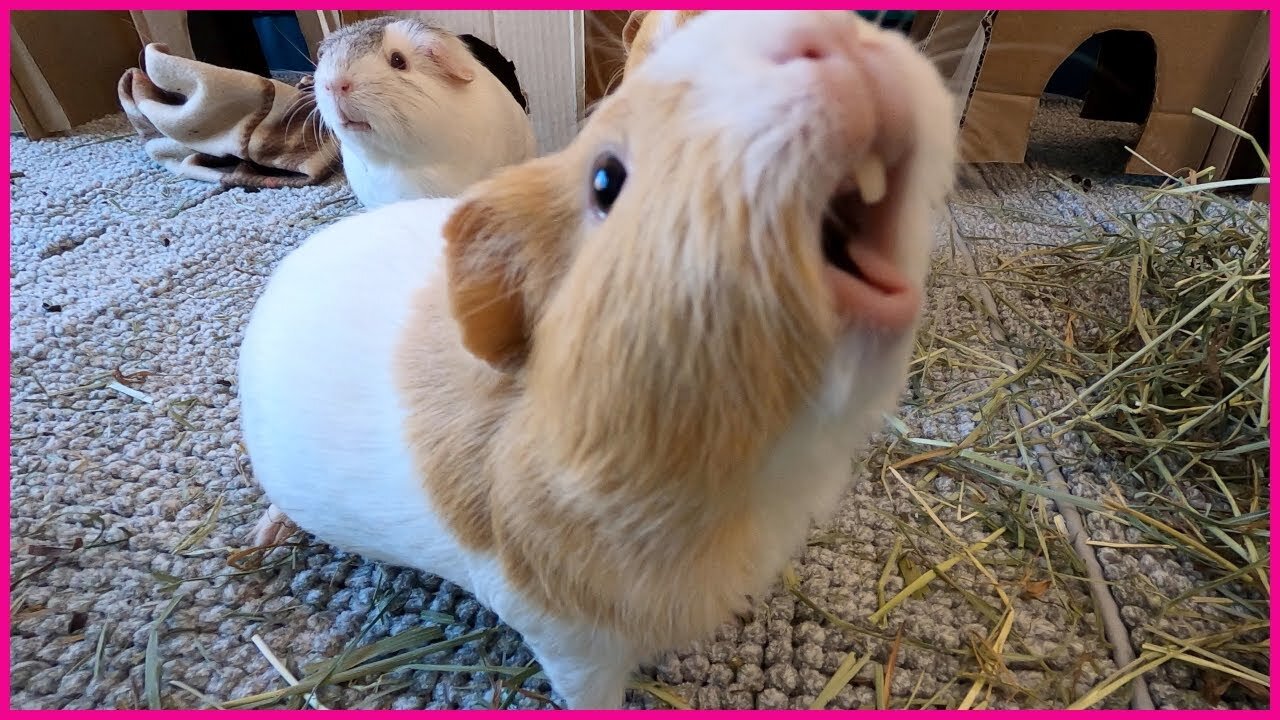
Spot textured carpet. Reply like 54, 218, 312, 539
8, 98, 1265, 710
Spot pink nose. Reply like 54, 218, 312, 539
326, 79, 353, 95
767, 23, 853, 65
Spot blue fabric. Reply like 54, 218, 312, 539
251, 15, 314, 73
854, 10, 915, 32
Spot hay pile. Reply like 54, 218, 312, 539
875, 115, 1269, 708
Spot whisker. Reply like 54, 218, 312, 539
312, 107, 331, 153
281, 95, 314, 140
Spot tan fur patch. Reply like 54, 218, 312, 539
399, 158, 578, 551
396, 282, 509, 551
622, 10, 704, 76
397, 76, 842, 654
443, 203, 529, 368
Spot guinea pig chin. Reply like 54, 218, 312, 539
316, 95, 372, 136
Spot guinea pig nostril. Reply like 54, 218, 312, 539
799, 45, 826, 61
772, 41, 831, 65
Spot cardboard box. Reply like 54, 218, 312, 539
909, 11, 994, 128
916, 11, 1269, 180
10, 11, 144, 139
1199, 13, 1269, 200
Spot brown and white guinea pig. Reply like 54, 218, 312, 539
239, 10, 957, 709
313, 16, 537, 208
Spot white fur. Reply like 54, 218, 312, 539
240, 10, 956, 709
314, 20, 537, 207
238, 199, 637, 708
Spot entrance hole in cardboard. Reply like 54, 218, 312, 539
1025, 29, 1157, 176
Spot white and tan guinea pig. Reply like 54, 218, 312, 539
239, 10, 957, 709
313, 16, 537, 208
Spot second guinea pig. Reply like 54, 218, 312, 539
314, 16, 538, 208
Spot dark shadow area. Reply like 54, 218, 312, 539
186, 11, 316, 78
1080, 30, 1158, 124
1025, 30, 1157, 178
1225, 69, 1269, 183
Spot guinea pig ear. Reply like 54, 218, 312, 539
442, 162, 569, 369
424, 35, 476, 84
443, 162, 575, 370
621, 11, 650, 53
444, 205, 525, 368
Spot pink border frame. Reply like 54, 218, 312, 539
3, 1, 1275, 715
1, 2, 1277, 9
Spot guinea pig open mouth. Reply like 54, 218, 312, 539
333, 102, 372, 132
819, 156, 918, 329
337, 113, 371, 133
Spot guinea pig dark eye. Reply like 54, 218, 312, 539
389, 51, 408, 70
590, 154, 627, 215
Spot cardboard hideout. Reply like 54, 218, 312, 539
912, 11, 1269, 199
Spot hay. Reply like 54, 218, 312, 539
882, 110, 1269, 708
993, 155, 1269, 604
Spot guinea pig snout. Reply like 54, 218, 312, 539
323, 77, 354, 96
319, 76, 372, 131
752, 16, 923, 332
763, 17, 860, 67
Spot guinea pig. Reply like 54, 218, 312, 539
239, 10, 957, 709
313, 16, 537, 208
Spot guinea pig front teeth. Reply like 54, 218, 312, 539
852, 156, 888, 205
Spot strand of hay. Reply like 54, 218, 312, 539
943, 213, 1155, 708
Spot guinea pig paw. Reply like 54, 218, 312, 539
249, 503, 299, 549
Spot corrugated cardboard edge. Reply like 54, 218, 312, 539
953, 14, 995, 130
9, 23, 71, 138
913, 12, 993, 104
1201, 11, 1269, 187
913, 12, 997, 157
129, 11, 195, 60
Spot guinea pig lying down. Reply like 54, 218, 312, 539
238, 10, 958, 710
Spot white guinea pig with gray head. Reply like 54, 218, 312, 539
239, 10, 957, 709
313, 16, 537, 208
